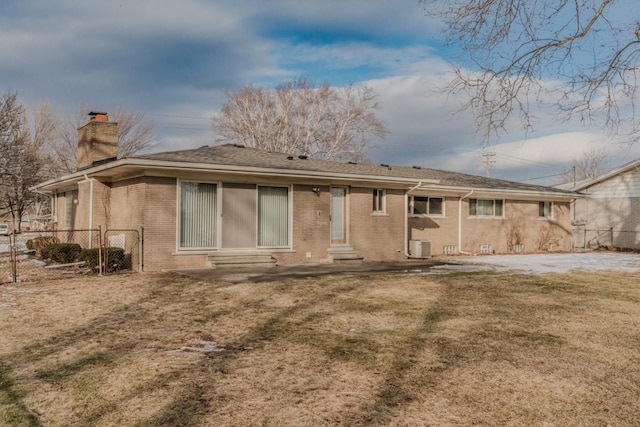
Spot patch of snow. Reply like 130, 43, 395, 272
454, 252, 640, 274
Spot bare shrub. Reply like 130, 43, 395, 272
505, 222, 525, 253
535, 224, 560, 252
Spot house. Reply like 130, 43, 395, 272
566, 159, 640, 249
32, 113, 579, 271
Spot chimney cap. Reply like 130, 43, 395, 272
88, 111, 109, 121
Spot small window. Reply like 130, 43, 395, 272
469, 198, 504, 217
373, 189, 385, 212
539, 201, 553, 218
409, 196, 444, 216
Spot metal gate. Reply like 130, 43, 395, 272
0, 228, 142, 283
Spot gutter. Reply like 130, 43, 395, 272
458, 189, 474, 255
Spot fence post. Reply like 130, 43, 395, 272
139, 226, 144, 272
98, 226, 103, 276
10, 233, 17, 283
610, 227, 614, 247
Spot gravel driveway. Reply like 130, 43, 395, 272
449, 252, 640, 274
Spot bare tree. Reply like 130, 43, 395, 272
50, 105, 155, 175
423, 0, 640, 142
558, 147, 610, 185
212, 77, 388, 161
0, 92, 49, 231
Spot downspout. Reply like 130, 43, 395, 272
458, 189, 474, 255
83, 174, 95, 247
404, 182, 424, 257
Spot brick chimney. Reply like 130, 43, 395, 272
77, 111, 118, 170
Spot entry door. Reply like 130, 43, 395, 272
330, 187, 347, 245
221, 183, 256, 249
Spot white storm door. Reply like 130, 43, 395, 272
330, 187, 347, 245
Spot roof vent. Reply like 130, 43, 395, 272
412, 165, 422, 169
348, 161, 357, 164
298, 155, 308, 160
380, 163, 391, 170
287, 155, 294, 160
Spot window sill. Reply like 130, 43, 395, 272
467, 216, 505, 219
371, 212, 390, 217
172, 248, 295, 255
409, 214, 446, 219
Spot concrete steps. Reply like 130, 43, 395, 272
327, 247, 364, 264
207, 252, 276, 269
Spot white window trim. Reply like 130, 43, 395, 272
468, 198, 505, 219
408, 195, 446, 217
372, 188, 387, 214
538, 201, 554, 220
176, 179, 220, 251
257, 184, 292, 249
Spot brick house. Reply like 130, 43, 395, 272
567, 159, 640, 249
33, 113, 578, 271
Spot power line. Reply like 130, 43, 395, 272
495, 153, 561, 168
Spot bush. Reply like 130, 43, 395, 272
80, 247, 127, 272
31, 235, 60, 258
44, 243, 82, 264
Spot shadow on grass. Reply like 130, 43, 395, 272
1, 275, 356, 426
0, 361, 43, 427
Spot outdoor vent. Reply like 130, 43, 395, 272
412, 165, 422, 169
409, 240, 431, 259
298, 155, 308, 160
479, 244, 492, 254
287, 155, 294, 160
514, 244, 524, 253
443, 245, 457, 255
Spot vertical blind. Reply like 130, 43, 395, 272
180, 182, 217, 248
258, 186, 288, 247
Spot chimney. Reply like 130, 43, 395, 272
77, 111, 118, 170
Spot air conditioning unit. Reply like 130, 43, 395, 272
409, 240, 431, 258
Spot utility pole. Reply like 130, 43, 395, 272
482, 150, 496, 177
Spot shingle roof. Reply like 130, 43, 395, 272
135, 144, 575, 195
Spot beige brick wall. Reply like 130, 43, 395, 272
411, 198, 571, 254
349, 187, 405, 261
275, 184, 332, 265
55, 176, 574, 270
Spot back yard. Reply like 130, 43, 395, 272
1, 266, 639, 426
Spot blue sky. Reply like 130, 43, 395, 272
2, 0, 638, 184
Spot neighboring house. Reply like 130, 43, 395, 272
32, 113, 578, 271
564, 159, 640, 249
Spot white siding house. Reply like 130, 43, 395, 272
570, 160, 640, 249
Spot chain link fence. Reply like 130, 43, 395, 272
572, 227, 640, 250
0, 228, 141, 284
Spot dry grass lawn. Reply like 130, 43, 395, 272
1, 264, 640, 426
